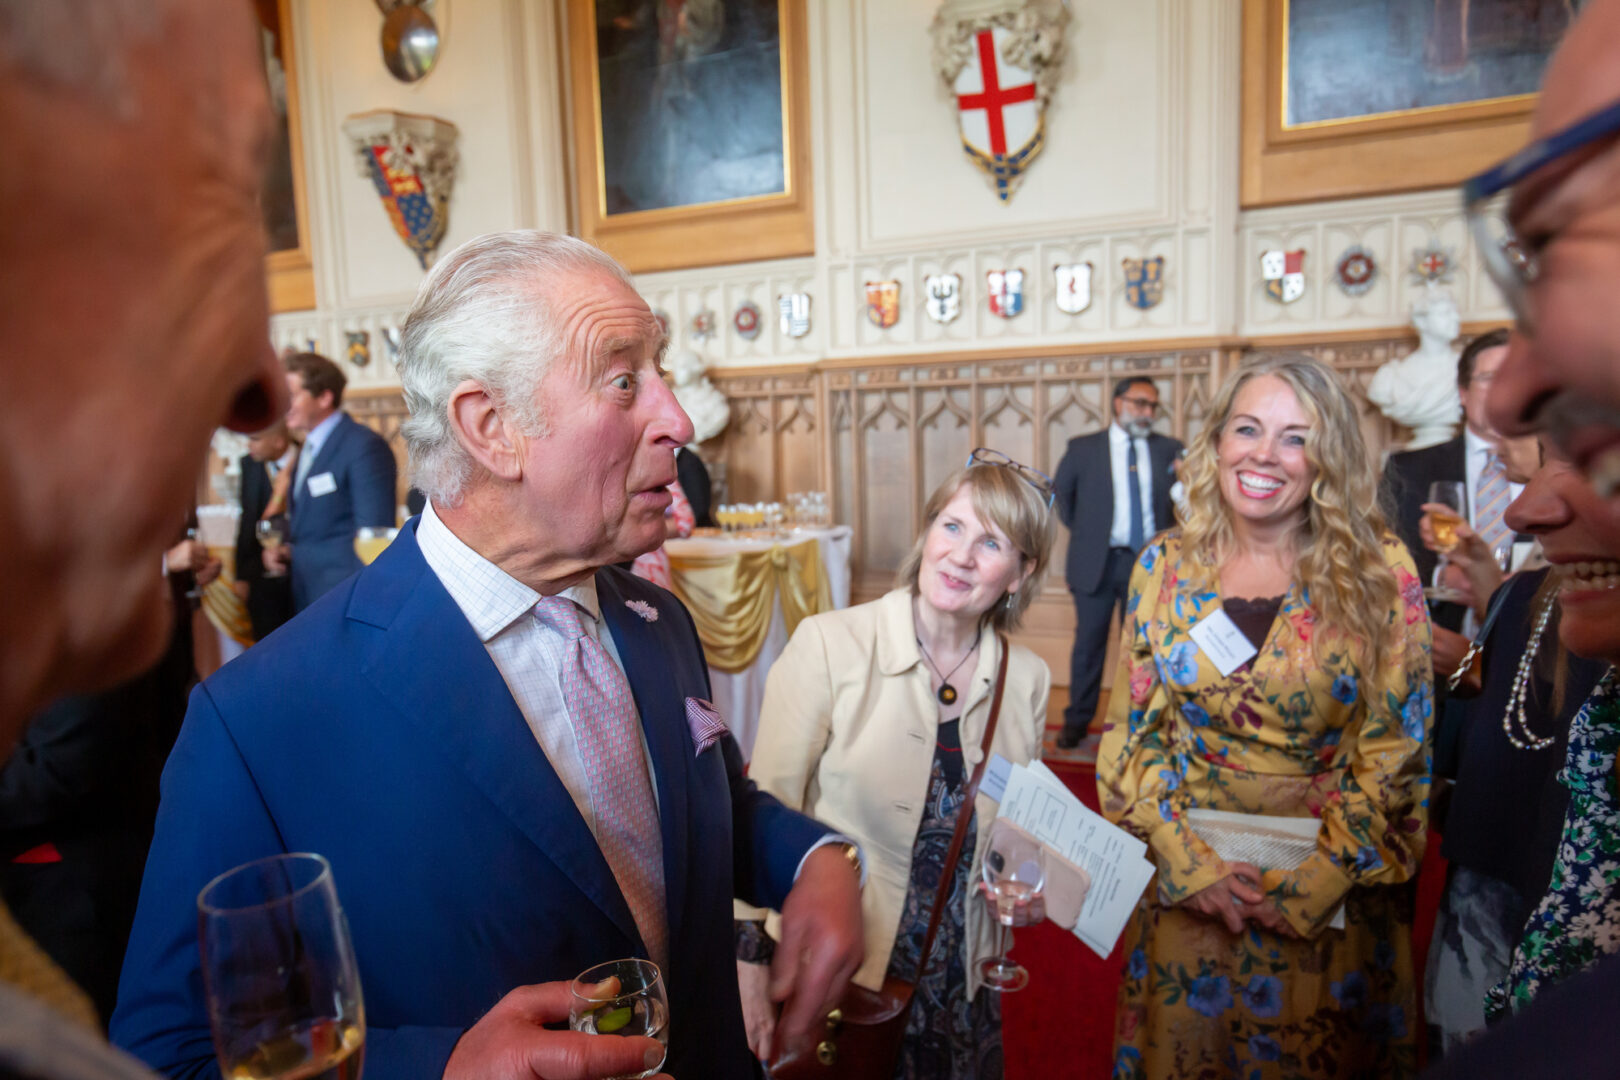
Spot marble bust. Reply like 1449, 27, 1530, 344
1367, 288, 1463, 450
669, 347, 730, 445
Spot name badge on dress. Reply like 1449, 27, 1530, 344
307, 471, 338, 497
1188, 609, 1258, 677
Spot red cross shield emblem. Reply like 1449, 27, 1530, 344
952, 28, 1043, 203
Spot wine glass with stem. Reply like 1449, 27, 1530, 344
256, 515, 289, 579
198, 853, 366, 1080
978, 819, 1046, 993
568, 959, 668, 1080
1425, 481, 1468, 603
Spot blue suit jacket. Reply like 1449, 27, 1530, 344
110, 522, 825, 1080
287, 412, 397, 612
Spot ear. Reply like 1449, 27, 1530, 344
448, 379, 525, 484
1006, 560, 1036, 596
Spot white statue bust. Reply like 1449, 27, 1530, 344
1366, 287, 1463, 451
669, 347, 730, 445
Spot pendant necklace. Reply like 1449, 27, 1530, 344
917, 635, 976, 706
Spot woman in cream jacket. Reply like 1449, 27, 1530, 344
736, 456, 1056, 1080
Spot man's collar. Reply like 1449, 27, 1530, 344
1464, 425, 1493, 457
303, 409, 342, 451
416, 500, 600, 642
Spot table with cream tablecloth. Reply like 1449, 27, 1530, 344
663, 526, 852, 758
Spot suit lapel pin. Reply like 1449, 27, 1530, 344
625, 599, 659, 623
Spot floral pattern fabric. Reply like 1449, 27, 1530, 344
886, 727, 1002, 1080
1488, 671, 1620, 1019
1098, 530, 1434, 1079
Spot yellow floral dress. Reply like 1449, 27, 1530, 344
1098, 530, 1433, 1080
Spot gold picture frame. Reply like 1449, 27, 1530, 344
259, 0, 316, 312
566, 0, 814, 274
1241, 0, 1568, 208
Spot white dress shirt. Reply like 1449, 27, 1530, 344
1108, 422, 1157, 548
414, 500, 857, 882
416, 499, 658, 837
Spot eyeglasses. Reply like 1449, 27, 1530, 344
966, 448, 1055, 509
1462, 95, 1620, 336
1118, 396, 1161, 413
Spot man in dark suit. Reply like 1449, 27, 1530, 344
1052, 376, 1183, 748
232, 422, 296, 642
268, 352, 398, 612
113, 232, 863, 1080
1381, 328, 1522, 636
677, 445, 715, 528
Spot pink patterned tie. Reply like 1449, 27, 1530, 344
532, 595, 668, 971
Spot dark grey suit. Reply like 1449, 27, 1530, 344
1053, 427, 1182, 738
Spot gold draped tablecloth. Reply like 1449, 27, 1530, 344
203, 546, 254, 649
667, 536, 831, 674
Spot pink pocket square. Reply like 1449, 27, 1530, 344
685, 697, 729, 756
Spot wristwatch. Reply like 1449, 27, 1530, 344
835, 841, 864, 883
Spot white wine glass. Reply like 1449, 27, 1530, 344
198, 853, 365, 1080
977, 819, 1046, 993
256, 516, 288, 579
568, 959, 668, 1080
1425, 481, 1467, 603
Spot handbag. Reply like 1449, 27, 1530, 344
768, 634, 1011, 1080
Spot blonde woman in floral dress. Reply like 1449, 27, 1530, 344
1098, 356, 1434, 1079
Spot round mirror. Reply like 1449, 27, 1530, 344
381, 3, 439, 83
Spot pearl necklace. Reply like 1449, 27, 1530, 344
1502, 594, 1557, 752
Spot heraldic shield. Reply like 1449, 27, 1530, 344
986, 269, 1025, 318
342, 110, 459, 271
1261, 249, 1306, 304
866, 280, 901, 329
925, 273, 962, 324
1054, 262, 1093, 314
930, 5, 1070, 205
1122, 256, 1165, 311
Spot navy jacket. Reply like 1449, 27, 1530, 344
1053, 428, 1181, 594
111, 522, 824, 1079
286, 412, 397, 611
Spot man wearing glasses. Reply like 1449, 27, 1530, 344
1051, 377, 1182, 749
1430, 1, 1620, 1074
1469, 0, 1620, 500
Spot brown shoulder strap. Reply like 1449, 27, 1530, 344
914, 632, 1010, 979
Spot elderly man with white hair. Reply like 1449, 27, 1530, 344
112, 231, 865, 1080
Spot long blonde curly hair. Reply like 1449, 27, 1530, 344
1178, 355, 1400, 697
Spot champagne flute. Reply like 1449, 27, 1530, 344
199, 853, 366, 1080
568, 959, 668, 1080
1425, 481, 1467, 603
977, 819, 1046, 993
257, 515, 288, 579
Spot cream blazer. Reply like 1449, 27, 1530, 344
739, 588, 1050, 996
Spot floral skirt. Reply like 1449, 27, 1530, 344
1112, 882, 1418, 1080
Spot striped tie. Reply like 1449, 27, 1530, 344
1475, 451, 1512, 557
532, 596, 668, 972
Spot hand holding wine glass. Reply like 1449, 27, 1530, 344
1421, 481, 1467, 603
568, 960, 669, 1080
257, 514, 289, 578
198, 853, 365, 1080
977, 819, 1046, 993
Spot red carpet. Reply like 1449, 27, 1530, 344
1001, 759, 1120, 1080
1000, 758, 1447, 1079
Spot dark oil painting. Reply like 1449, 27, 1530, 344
1285, 0, 1583, 127
594, 0, 787, 215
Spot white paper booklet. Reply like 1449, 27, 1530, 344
993, 759, 1156, 959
